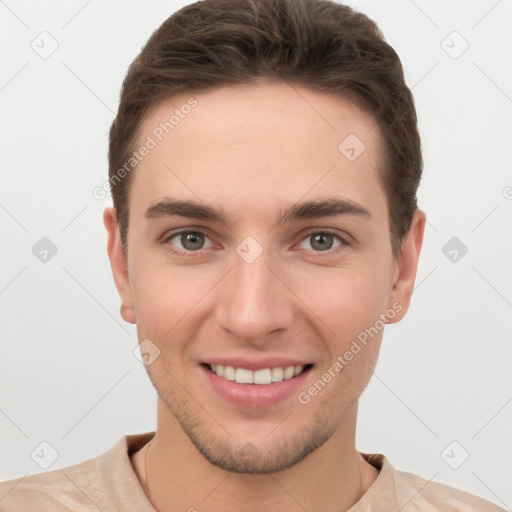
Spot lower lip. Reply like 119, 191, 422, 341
201, 364, 312, 408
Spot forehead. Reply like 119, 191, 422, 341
128, 81, 387, 225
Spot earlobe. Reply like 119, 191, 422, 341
103, 207, 136, 325
386, 209, 426, 324
120, 304, 136, 324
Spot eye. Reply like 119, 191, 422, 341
162, 229, 347, 256
298, 230, 345, 252
164, 230, 214, 254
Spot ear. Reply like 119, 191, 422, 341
103, 206, 136, 324
386, 209, 426, 323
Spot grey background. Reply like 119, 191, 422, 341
1, 0, 511, 507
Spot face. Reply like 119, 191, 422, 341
105, 81, 424, 473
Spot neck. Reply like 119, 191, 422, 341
132, 400, 379, 512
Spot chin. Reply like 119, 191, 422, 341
153, 379, 333, 473
186, 429, 330, 474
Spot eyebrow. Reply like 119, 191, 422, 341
144, 196, 371, 225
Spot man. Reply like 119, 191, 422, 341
0, 0, 504, 510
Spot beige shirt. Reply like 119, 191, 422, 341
0, 431, 504, 511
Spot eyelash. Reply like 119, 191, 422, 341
161, 229, 348, 257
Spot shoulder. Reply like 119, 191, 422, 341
395, 469, 504, 511
359, 454, 505, 512
392, 462, 505, 511
0, 455, 102, 512
0, 432, 154, 512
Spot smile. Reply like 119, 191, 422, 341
207, 363, 312, 385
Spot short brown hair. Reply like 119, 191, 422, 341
108, 0, 422, 257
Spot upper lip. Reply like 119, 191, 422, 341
203, 357, 312, 371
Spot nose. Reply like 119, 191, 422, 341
214, 246, 295, 344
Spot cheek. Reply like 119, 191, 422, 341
299, 263, 391, 342
313, 277, 385, 407
130, 261, 220, 344
129, 263, 188, 337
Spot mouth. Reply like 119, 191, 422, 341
200, 358, 315, 407
202, 362, 314, 385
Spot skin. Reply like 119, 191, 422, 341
104, 81, 425, 512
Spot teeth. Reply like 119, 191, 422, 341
283, 366, 295, 380
223, 365, 235, 381
209, 364, 306, 384
254, 368, 272, 385
271, 367, 283, 382
235, 368, 253, 384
